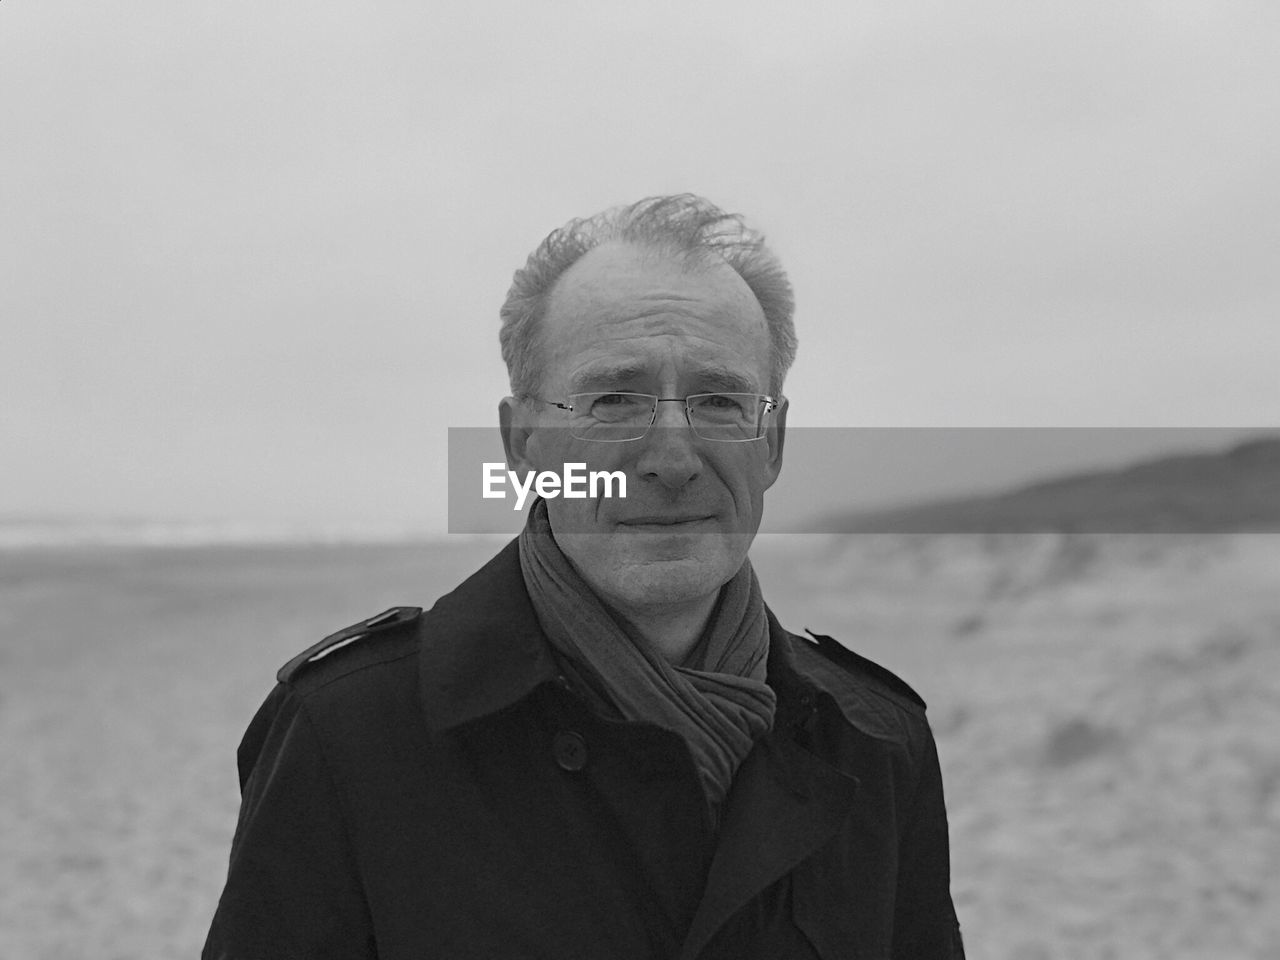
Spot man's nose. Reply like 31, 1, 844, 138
635, 401, 702, 489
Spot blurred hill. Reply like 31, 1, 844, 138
817, 434, 1280, 533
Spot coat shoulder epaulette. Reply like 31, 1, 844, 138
277, 606, 424, 685
800, 628, 927, 712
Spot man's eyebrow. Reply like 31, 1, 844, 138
569, 364, 649, 392
691, 366, 757, 393
568, 363, 759, 393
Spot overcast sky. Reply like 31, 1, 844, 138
3, 1, 1277, 533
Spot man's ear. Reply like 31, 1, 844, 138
499, 396, 537, 474
762, 396, 788, 489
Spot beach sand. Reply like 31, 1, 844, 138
3, 534, 1277, 958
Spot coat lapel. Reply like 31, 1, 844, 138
676, 729, 861, 960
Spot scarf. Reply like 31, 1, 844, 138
518, 499, 776, 812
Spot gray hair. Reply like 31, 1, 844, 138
499, 194, 797, 398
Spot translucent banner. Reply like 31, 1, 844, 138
447, 428, 1280, 534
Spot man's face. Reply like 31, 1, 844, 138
501, 241, 787, 617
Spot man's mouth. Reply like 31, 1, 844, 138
617, 515, 715, 527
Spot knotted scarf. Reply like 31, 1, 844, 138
518, 499, 776, 813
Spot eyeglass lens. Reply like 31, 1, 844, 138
566, 393, 769, 442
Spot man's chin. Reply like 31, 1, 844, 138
598, 540, 751, 607
553, 525, 758, 609
605, 560, 727, 608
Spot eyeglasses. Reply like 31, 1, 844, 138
528, 392, 780, 442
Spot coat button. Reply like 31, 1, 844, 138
552, 731, 588, 772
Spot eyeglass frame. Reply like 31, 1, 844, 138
523, 392, 783, 443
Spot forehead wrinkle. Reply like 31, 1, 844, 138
633, 292, 700, 303
563, 273, 761, 325
563, 299, 748, 334
581, 310, 761, 345
558, 326, 745, 356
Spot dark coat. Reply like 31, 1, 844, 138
203, 540, 965, 959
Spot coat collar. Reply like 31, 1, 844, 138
415, 538, 824, 732
416, 538, 562, 730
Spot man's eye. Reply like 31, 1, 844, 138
587, 393, 647, 420
699, 394, 745, 410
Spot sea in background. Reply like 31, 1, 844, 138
2, 528, 1279, 959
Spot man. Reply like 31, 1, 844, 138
204, 194, 965, 958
